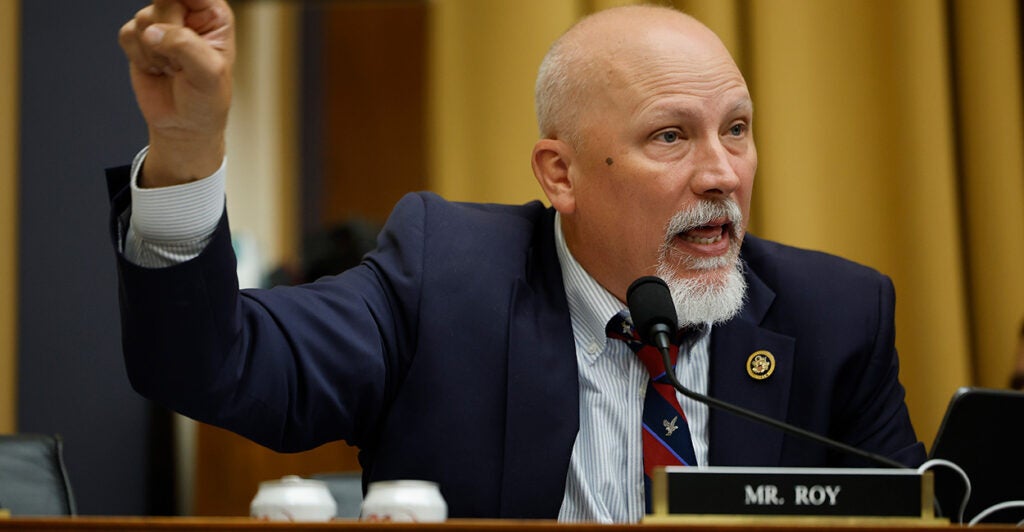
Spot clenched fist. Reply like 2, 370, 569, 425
119, 0, 235, 187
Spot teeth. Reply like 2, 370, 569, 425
681, 233, 723, 245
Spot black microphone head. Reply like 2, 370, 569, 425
626, 276, 678, 345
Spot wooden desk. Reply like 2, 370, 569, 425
0, 517, 1018, 532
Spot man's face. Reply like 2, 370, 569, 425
560, 27, 757, 305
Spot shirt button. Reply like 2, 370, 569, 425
586, 341, 600, 354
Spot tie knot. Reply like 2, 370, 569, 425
606, 310, 704, 379
605, 310, 642, 346
605, 310, 699, 348
607, 310, 670, 378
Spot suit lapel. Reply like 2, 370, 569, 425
708, 262, 796, 466
498, 209, 579, 518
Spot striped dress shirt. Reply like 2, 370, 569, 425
552, 214, 710, 523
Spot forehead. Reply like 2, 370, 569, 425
596, 47, 751, 127
577, 20, 749, 114
629, 68, 750, 128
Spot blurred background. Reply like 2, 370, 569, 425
0, 0, 1021, 517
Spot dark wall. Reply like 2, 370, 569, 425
18, 0, 168, 515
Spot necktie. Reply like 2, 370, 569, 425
606, 310, 698, 512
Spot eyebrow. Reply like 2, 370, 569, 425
730, 98, 754, 116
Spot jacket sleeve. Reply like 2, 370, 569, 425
108, 165, 427, 452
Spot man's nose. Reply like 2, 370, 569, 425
689, 138, 741, 197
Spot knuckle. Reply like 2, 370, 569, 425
160, 27, 188, 49
209, 58, 229, 78
118, 22, 135, 46
134, 6, 153, 24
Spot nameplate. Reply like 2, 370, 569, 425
651, 466, 933, 519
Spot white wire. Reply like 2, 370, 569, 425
968, 500, 1024, 526
917, 458, 971, 524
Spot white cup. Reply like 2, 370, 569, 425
250, 475, 337, 522
361, 479, 447, 522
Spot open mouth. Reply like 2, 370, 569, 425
679, 222, 729, 245
674, 216, 733, 248
661, 200, 744, 264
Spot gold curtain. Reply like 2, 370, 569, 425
0, 0, 19, 434
429, 0, 577, 204
428, 0, 1024, 447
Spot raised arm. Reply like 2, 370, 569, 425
118, 0, 234, 187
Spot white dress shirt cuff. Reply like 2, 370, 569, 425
129, 146, 227, 243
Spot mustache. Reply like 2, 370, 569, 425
664, 198, 743, 237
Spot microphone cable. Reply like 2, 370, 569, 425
653, 344, 905, 469
917, 458, 970, 523
627, 275, 905, 469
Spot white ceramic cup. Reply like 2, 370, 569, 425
250, 475, 337, 522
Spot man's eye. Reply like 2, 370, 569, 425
728, 123, 747, 136
658, 131, 680, 143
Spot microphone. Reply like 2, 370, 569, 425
625, 276, 905, 469
626, 276, 677, 353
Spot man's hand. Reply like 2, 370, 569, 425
119, 0, 234, 187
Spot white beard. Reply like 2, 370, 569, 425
657, 258, 747, 327
656, 199, 748, 327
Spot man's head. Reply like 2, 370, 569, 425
532, 5, 756, 326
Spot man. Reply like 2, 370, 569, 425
112, 0, 925, 522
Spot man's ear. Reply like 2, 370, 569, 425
532, 138, 576, 214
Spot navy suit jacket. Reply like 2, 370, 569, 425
108, 167, 925, 519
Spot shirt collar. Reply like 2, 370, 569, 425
554, 212, 626, 365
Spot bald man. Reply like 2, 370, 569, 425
111, 1, 925, 522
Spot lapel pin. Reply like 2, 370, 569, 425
746, 350, 775, 380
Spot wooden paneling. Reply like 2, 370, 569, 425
319, 2, 428, 225
194, 424, 361, 516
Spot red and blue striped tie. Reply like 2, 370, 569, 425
607, 311, 698, 512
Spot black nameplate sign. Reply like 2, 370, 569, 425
651, 466, 933, 519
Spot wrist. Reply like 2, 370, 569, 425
141, 133, 225, 188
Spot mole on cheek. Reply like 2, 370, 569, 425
605, 157, 614, 166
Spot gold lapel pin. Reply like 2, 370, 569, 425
746, 350, 775, 380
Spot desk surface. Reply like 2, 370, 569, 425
0, 517, 1018, 531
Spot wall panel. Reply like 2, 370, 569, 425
17, 0, 161, 514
